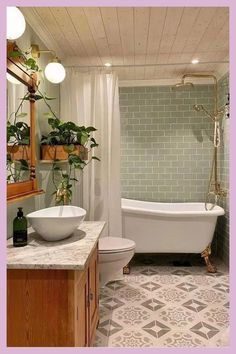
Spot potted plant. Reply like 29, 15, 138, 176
41, 115, 99, 205
40, 117, 98, 161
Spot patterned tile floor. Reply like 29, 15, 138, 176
94, 255, 229, 347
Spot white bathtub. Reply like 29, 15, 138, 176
122, 198, 225, 253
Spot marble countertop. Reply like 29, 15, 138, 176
7, 221, 105, 270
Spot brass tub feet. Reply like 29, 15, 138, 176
201, 243, 217, 273
123, 264, 130, 274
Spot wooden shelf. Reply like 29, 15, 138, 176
39, 160, 68, 164
7, 189, 44, 204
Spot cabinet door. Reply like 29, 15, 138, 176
88, 246, 99, 345
7, 269, 75, 347
74, 270, 89, 347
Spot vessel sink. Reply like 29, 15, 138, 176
27, 206, 86, 241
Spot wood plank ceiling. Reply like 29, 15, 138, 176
20, 7, 229, 81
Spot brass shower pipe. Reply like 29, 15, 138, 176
176, 73, 227, 209
181, 73, 219, 119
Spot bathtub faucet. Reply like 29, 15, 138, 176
205, 182, 227, 210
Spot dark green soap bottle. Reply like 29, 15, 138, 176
13, 207, 28, 247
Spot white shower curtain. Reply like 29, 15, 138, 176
60, 69, 122, 237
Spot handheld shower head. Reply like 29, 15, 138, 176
193, 104, 214, 120
193, 104, 204, 112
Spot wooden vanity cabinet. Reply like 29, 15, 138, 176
88, 245, 99, 345
7, 245, 99, 347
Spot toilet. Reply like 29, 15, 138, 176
98, 237, 136, 286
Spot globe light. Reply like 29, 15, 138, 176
44, 60, 66, 84
7, 7, 26, 40
7, 72, 21, 85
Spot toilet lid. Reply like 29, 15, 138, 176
99, 237, 135, 253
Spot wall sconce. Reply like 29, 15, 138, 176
7, 7, 26, 40
31, 44, 66, 84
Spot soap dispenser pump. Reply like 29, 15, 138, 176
13, 207, 28, 247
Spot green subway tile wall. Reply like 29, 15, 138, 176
215, 73, 229, 265
119, 79, 229, 265
120, 84, 214, 202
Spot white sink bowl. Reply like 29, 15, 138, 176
27, 206, 86, 241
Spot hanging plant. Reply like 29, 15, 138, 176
8, 46, 41, 72
7, 42, 100, 202
41, 115, 100, 205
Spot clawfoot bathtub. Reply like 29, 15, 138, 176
122, 198, 224, 273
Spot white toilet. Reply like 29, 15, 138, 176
98, 237, 136, 286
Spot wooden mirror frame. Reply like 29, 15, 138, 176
7, 42, 44, 202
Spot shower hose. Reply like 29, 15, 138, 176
205, 120, 221, 211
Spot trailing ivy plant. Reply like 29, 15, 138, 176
39, 101, 100, 205
7, 87, 30, 183
8, 48, 41, 72
7, 120, 30, 145
51, 153, 100, 205
6, 82, 54, 183
7, 154, 29, 183
41, 117, 98, 147
7, 44, 100, 203
7, 89, 30, 146
42, 116, 100, 205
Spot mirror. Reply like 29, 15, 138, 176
7, 74, 31, 184
7, 42, 43, 202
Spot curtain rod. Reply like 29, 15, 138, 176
64, 61, 229, 68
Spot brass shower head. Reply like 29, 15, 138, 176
172, 81, 194, 90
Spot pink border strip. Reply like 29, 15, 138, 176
0, 1, 234, 354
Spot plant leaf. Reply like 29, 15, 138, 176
80, 134, 89, 146
15, 121, 29, 128
90, 143, 98, 148
45, 96, 56, 100
86, 126, 97, 133
70, 178, 79, 182
19, 138, 30, 145
52, 166, 62, 171
34, 95, 44, 101
7, 153, 12, 162
68, 154, 83, 165
63, 144, 75, 153
48, 118, 60, 129
16, 113, 27, 118
25, 58, 36, 66
19, 159, 29, 170
92, 156, 101, 161
8, 50, 22, 58
43, 112, 54, 118
22, 94, 43, 101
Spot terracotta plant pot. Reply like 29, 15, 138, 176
7, 145, 31, 161
41, 145, 88, 161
